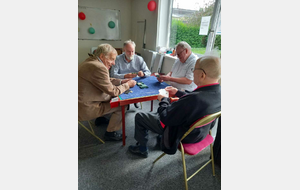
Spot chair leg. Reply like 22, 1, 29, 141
140, 102, 142, 109
78, 121, 105, 144
210, 143, 215, 176
153, 152, 166, 164
89, 120, 96, 128
209, 131, 215, 176
88, 120, 95, 134
180, 142, 188, 190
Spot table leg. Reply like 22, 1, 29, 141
151, 100, 153, 112
122, 105, 126, 146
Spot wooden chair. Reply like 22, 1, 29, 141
78, 120, 105, 144
115, 48, 122, 55
153, 111, 221, 190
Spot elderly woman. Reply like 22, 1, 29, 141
78, 44, 136, 141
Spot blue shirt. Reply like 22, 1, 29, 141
111, 53, 151, 79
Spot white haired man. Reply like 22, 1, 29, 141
157, 41, 198, 92
111, 39, 151, 79
78, 44, 136, 141
111, 39, 151, 108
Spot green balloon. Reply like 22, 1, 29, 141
108, 21, 115, 29
88, 27, 95, 34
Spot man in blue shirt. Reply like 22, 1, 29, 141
111, 40, 151, 108
111, 40, 151, 79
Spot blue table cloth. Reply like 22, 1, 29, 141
119, 76, 170, 100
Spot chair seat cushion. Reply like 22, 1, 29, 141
182, 134, 214, 155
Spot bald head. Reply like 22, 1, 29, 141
193, 55, 221, 86
197, 56, 221, 79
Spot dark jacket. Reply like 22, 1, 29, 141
158, 84, 221, 154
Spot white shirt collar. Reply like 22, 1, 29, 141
96, 56, 103, 63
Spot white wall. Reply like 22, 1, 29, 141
131, 0, 159, 52
78, 0, 132, 64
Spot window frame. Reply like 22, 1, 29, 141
157, 0, 221, 56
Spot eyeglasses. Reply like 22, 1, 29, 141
193, 68, 206, 74
176, 49, 186, 57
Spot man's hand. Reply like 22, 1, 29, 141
157, 94, 168, 102
121, 79, 130, 84
165, 86, 178, 97
137, 71, 144, 77
124, 73, 138, 78
156, 77, 164, 83
127, 80, 136, 88
159, 75, 171, 81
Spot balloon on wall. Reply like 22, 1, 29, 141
147, 1, 156, 11
108, 21, 115, 29
78, 12, 86, 20
88, 27, 95, 34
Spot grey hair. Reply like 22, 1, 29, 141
94, 43, 117, 58
176, 41, 191, 51
123, 39, 136, 48
196, 55, 221, 79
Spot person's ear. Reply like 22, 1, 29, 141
201, 71, 206, 79
99, 53, 104, 60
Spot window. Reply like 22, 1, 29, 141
169, 0, 221, 57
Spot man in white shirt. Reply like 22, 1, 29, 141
157, 41, 197, 92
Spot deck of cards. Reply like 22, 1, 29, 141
137, 82, 148, 89
154, 73, 160, 78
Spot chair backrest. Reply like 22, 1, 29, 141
181, 111, 221, 141
115, 48, 122, 55
142, 49, 150, 68
143, 49, 157, 71
160, 54, 176, 74
151, 53, 164, 73
91, 47, 97, 54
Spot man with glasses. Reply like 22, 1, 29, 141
128, 55, 221, 157
157, 41, 197, 92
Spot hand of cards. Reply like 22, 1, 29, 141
159, 89, 169, 97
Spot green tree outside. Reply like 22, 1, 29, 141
170, 0, 221, 55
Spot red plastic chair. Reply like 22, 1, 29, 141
153, 111, 221, 190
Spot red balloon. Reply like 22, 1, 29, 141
78, 12, 86, 20
147, 1, 156, 11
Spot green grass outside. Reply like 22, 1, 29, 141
191, 48, 206, 55
191, 48, 221, 57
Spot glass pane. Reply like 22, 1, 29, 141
170, 0, 220, 56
